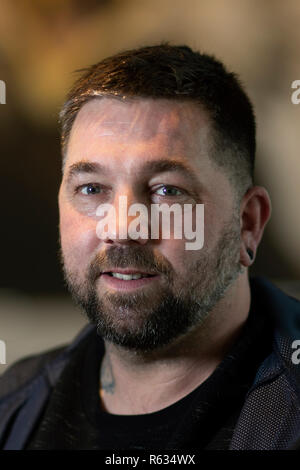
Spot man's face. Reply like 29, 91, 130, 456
58, 97, 242, 351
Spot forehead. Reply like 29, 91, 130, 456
66, 97, 212, 166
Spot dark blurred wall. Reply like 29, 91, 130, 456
1, 99, 62, 292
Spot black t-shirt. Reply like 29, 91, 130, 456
26, 298, 273, 450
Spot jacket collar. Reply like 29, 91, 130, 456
249, 276, 300, 389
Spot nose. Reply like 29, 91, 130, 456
96, 187, 150, 246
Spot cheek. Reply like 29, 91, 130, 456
202, 205, 224, 250
159, 238, 201, 275
158, 210, 218, 276
59, 205, 100, 268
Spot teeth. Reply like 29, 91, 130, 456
111, 273, 145, 280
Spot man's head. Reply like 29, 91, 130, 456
58, 44, 271, 352
60, 44, 255, 199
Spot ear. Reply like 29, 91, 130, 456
239, 186, 272, 267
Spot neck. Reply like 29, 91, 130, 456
99, 274, 251, 415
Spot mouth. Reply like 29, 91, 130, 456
100, 269, 159, 290
103, 270, 156, 280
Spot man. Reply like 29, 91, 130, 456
1, 44, 300, 451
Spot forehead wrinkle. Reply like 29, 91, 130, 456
73, 98, 193, 142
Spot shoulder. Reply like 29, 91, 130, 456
0, 346, 67, 400
250, 276, 300, 325
0, 323, 96, 401
250, 276, 300, 385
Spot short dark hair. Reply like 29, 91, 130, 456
60, 44, 256, 196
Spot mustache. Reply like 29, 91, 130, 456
87, 245, 173, 284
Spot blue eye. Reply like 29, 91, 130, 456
79, 184, 101, 195
155, 186, 183, 196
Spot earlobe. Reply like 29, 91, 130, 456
239, 185, 271, 267
246, 248, 254, 261
240, 245, 255, 267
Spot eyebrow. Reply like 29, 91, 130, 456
65, 158, 200, 188
65, 161, 108, 186
142, 159, 200, 187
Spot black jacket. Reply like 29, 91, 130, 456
1, 277, 300, 450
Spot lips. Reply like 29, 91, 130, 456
99, 270, 159, 290
102, 269, 156, 278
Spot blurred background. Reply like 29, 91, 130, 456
1, 0, 300, 373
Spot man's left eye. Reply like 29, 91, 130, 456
154, 186, 183, 196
